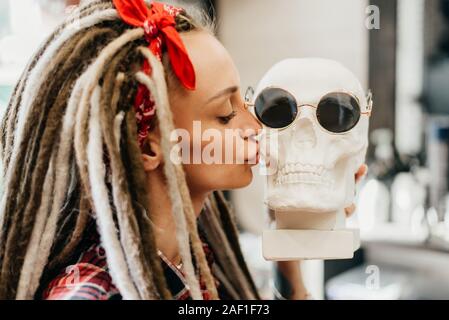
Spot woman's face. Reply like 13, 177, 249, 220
169, 30, 261, 195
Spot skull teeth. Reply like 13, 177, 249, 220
275, 172, 334, 187
275, 163, 333, 187
279, 163, 326, 176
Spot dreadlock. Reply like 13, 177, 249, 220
0, 0, 260, 300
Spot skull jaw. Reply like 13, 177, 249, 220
266, 172, 353, 213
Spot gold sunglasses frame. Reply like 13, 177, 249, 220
245, 86, 373, 135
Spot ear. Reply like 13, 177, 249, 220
141, 133, 163, 172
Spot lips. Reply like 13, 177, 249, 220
245, 152, 259, 165
244, 140, 260, 165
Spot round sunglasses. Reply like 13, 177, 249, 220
245, 87, 373, 134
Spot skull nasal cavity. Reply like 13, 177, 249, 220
293, 117, 316, 148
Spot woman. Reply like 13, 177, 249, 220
0, 0, 365, 300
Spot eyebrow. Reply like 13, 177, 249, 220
206, 85, 239, 104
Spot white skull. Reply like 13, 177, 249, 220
256, 58, 370, 214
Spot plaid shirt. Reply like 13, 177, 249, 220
42, 229, 219, 300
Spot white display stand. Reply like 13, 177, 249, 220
263, 210, 360, 260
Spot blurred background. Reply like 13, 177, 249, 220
2, 0, 449, 299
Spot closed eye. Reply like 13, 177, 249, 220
218, 110, 237, 124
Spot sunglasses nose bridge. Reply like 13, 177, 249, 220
295, 104, 317, 120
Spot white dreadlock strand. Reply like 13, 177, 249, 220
111, 112, 153, 297
107, 75, 158, 300
1, 60, 34, 175
15, 151, 56, 300
113, 112, 125, 147
135, 70, 203, 300
74, 27, 144, 191
139, 48, 218, 299
73, 28, 143, 219
87, 85, 140, 299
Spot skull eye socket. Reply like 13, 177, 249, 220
254, 88, 297, 129
316, 92, 361, 133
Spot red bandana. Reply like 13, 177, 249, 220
112, 0, 196, 147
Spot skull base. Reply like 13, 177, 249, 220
262, 209, 360, 260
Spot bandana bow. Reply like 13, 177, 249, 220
112, 0, 196, 147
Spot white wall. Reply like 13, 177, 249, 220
217, 0, 369, 92
217, 0, 369, 299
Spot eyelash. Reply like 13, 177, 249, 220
218, 109, 237, 124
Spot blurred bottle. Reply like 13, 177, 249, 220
426, 121, 449, 220
391, 170, 427, 228
357, 129, 395, 232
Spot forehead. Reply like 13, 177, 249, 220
180, 31, 239, 92
255, 58, 365, 103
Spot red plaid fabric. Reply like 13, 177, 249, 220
42, 229, 219, 300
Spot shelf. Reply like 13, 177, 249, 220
360, 223, 427, 244
361, 223, 449, 254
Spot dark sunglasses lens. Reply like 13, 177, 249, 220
317, 92, 361, 133
254, 88, 297, 128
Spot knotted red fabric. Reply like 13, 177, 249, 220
112, 0, 196, 147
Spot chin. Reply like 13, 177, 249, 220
235, 173, 254, 188
227, 166, 254, 189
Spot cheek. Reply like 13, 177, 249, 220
178, 118, 255, 192
185, 126, 247, 166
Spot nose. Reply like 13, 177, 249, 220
239, 106, 262, 140
237, 108, 261, 164
293, 108, 316, 148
